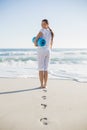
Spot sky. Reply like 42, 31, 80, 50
0, 0, 87, 48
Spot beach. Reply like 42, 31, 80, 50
0, 78, 87, 130
0, 0, 87, 129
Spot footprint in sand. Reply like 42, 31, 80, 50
41, 96, 46, 100
41, 103, 47, 109
43, 89, 47, 92
40, 118, 48, 125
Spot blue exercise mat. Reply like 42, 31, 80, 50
32, 37, 46, 47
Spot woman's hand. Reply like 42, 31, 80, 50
34, 32, 43, 47
50, 44, 52, 49
34, 41, 38, 47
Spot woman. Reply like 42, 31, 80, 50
34, 19, 54, 88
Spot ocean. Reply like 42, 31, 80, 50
0, 48, 87, 83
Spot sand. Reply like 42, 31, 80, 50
0, 78, 87, 130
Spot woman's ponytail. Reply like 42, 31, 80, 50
42, 19, 54, 41
48, 27, 54, 41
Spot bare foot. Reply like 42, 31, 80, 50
40, 84, 44, 88
40, 84, 47, 88
43, 83, 47, 88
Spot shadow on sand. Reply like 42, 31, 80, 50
0, 87, 42, 95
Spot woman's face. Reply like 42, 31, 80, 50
41, 21, 48, 29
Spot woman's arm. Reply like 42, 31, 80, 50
34, 32, 43, 47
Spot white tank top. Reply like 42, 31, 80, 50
39, 28, 52, 48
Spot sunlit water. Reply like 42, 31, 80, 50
0, 48, 87, 83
